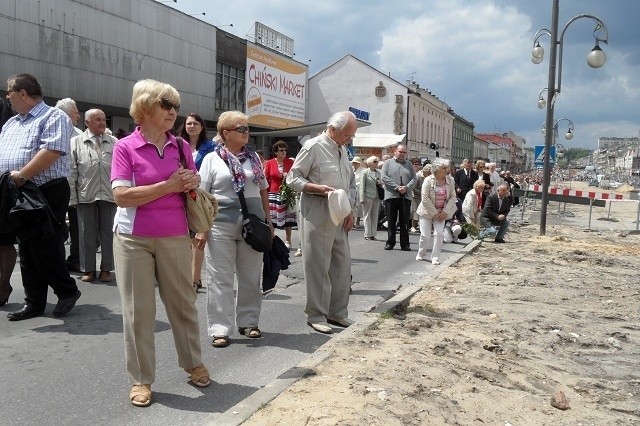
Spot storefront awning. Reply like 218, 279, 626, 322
251, 119, 371, 138
352, 133, 406, 148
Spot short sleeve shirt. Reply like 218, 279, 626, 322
110, 127, 197, 237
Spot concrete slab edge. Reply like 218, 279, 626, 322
213, 238, 483, 426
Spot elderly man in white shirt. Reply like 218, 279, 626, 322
68, 109, 117, 283
287, 111, 357, 334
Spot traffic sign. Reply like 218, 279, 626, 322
534, 145, 556, 166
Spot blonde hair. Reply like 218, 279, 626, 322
217, 110, 249, 140
129, 79, 180, 123
473, 179, 485, 190
365, 155, 379, 166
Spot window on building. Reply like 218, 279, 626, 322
216, 63, 246, 113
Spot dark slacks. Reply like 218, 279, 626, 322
66, 206, 80, 266
384, 197, 411, 249
18, 179, 78, 310
77, 200, 116, 272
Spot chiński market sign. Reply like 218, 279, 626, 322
246, 45, 307, 129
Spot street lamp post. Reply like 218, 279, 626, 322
531, 0, 608, 235
537, 88, 549, 109
542, 118, 574, 184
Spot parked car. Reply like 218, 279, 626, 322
588, 178, 599, 187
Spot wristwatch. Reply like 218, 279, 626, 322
16, 173, 27, 184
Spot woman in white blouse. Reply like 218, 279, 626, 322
415, 160, 458, 265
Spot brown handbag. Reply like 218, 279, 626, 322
176, 138, 218, 233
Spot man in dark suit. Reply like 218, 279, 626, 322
482, 183, 511, 243
454, 158, 479, 199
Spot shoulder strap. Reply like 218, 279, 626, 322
237, 189, 250, 219
176, 137, 187, 168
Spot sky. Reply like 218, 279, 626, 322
162, 0, 640, 150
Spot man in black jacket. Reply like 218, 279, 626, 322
482, 183, 511, 243
454, 158, 479, 199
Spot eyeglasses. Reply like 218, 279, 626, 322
276, 148, 287, 152
228, 125, 249, 134
397, 150, 407, 154
160, 98, 180, 112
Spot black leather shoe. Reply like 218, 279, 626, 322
7, 304, 44, 321
66, 262, 82, 273
494, 238, 506, 243
52, 290, 81, 317
384, 244, 394, 250
401, 246, 411, 251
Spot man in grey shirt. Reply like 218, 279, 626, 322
381, 144, 416, 251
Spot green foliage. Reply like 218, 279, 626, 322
379, 310, 393, 319
461, 221, 480, 237
279, 180, 296, 208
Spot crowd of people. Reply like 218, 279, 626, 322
0, 74, 521, 407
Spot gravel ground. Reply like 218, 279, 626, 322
244, 186, 640, 425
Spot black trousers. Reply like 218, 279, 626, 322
66, 206, 79, 266
384, 198, 411, 248
18, 179, 78, 310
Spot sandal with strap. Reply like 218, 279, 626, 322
185, 363, 211, 387
238, 327, 262, 338
130, 384, 152, 407
212, 336, 230, 348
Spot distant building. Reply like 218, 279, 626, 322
308, 54, 472, 163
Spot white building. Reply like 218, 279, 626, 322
307, 54, 406, 158
406, 82, 453, 160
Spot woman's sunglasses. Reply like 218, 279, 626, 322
159, 98, 180, 112
228, 125, 249, 134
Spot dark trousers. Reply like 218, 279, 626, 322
66, 206, 79, 266
18, 179, 78, 310
384, 198, 411, 249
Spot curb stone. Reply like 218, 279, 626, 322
212, 238, 483, 426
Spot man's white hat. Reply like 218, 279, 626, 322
327, 189, 351, 226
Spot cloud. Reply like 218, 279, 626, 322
174, 0, 640, 150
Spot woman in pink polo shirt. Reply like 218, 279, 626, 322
111, 79, 210, 407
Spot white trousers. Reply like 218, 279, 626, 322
417, 215, 446, 261
361, 197, 380, 238
205, 218, 263, 337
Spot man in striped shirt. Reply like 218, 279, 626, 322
0, 73, 81, 321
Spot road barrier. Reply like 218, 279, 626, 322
513, 187, 640, 231
528, 184, 624, 200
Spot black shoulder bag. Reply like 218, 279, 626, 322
237, 189, 272, 252
217, 150, 272, 252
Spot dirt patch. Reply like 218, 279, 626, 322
244, 207, 640, 425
